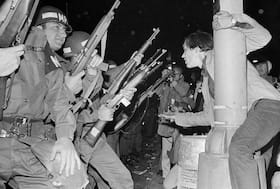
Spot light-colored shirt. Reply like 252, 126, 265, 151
175, 76, 214, 127
174, 15, 280, 127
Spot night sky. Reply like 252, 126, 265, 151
40, 0, 280, 77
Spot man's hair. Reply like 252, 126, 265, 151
184, 31, 213, 52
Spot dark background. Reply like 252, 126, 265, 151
39, 0, 280, 77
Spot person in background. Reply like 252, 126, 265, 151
156, 65, 194, 179
254, 59, 276, 85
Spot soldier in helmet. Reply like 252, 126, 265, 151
62, 30, 136, 189
0, 5, 88, 189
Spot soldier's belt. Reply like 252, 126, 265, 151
0, 116, 42, 138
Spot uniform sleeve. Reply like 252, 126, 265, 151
64, 84, 76, 103
45, 69, 76, 140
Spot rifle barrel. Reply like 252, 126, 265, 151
137, 28, 160, 55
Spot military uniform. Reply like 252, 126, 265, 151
0, 27, 88, 189
75, 78, 134, 189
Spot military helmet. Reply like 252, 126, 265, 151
63, 31, 90, 57
34, 6, 72, 33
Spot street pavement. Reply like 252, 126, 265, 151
122, 134, 165, 189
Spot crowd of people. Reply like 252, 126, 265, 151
0, 0, 280, 189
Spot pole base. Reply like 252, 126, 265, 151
197, 152, 232, 189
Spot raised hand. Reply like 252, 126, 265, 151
213, 10, 234, 30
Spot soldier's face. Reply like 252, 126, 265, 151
43, 22, 67, 51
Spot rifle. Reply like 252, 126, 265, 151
106, 28, 160, 98
83, 47, 166, 146
0, 0, 39, 120
137, 67, 173, 106
103, 49, 167, 134
128, 48, 166, 80
70, 0, 120, 113
70, 0, 120, 76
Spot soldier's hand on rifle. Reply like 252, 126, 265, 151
0, 45, 25, 77
64, 71, 85, 95
98, 104, 114, 121
131, 51, 144, 65
120, 87, 137, 101
87, 54, 103, 76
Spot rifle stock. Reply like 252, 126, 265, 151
71, 0, 120, 76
